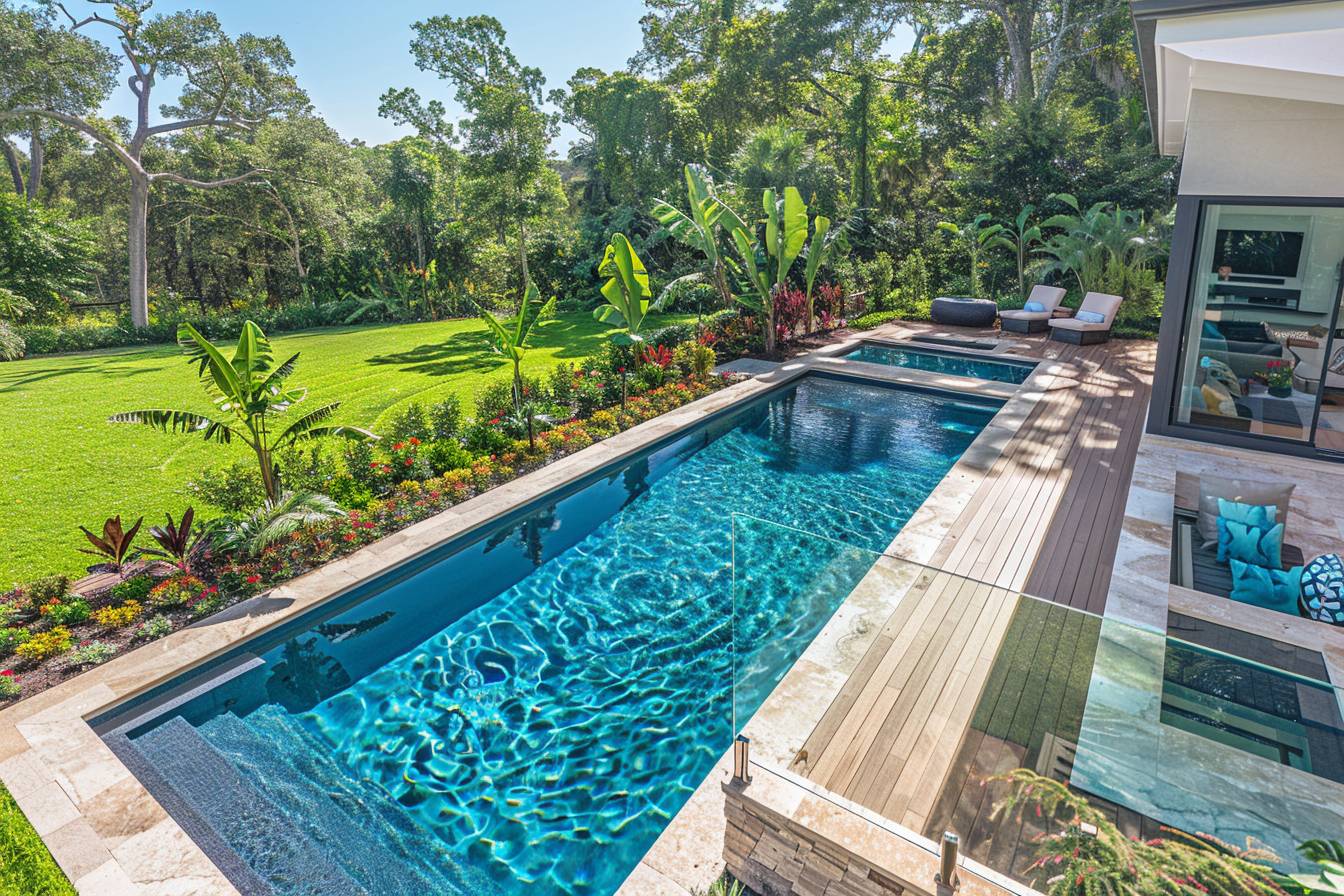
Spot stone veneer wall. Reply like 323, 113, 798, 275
723, 783, 928, 896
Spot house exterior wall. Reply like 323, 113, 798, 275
1178, 89, 1344, 198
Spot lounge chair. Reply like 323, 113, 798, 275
999, 285, 1067, 334
1048, 292, 1123, 345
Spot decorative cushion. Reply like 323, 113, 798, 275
1300, 554, 1344, 625
1230, 559, 1304, 608
1200, 356, 1241, 394
1076, 310, 1106, 324
1023, 301, 1046, 312
1201, 382, 1237, 416
1197, 476, 1295, 549
1202, 321, 1224, 341
1217, 498, 1277, 528
1217, 518, 1284, 569
1330, 345, 1344, 375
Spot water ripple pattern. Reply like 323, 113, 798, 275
845, 343, 1035, 384
133, 375, 995, 896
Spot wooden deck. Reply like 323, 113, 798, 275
795, 328, 1156, 838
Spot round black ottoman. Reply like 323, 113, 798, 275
931, 296, 998, 328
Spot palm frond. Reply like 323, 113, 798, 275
109, 410, 238, 445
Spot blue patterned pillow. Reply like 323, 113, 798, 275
1300, 554, 1344, 625
1217, 518, 1284, 569
1230, 559, 1302, 608
1076, 310, 1106, 324
1215, 500, 1277, 563
1024, 301, 1046, 312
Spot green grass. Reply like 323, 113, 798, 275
0, 311, 690, 586
0, 785, 74, 896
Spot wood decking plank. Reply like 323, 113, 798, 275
797, 331, 1154, 837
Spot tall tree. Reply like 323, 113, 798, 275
0, 1, 306, 327
381, 15, 557, 290
0, 1, 116, 200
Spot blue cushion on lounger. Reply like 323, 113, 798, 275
1229, 559, 1302, 609
1075, 310, 1106, 324
1215, 499, 1276, 562
1217, 518, 1284, 569
1023, 301, 1046, 312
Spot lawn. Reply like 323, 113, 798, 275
0, 311, 689, 585
0, 785, 73, 896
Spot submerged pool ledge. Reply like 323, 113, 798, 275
0, 341, 1049, 896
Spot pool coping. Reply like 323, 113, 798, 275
0, 332, 1077, 895
616, 325, 1080, 896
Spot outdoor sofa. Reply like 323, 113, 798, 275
999, 285, 1067, 334
1048, 292, 1123, 345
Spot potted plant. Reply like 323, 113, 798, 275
1264, 359, 1294, 398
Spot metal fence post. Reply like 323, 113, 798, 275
935, 831, 959, 896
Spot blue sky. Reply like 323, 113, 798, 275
92, 1, 914, 152
95, 0, 646, 151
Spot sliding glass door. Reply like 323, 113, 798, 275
1169, 201, 1344, 454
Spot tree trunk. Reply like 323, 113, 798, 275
518, 217, 530, 287
26, 130, 43, 201
128, 175, 151, 328
1, 140, 23, 196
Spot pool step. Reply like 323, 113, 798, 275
201, 704, 490, 896
132, 716, 369, 896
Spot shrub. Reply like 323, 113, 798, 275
385, 402, 432, 443
110, 575, 154, 603
186, 460, 268, 514
276, 444, 342, 496
893, 250, 932, 318
0, 671, 19, 700
0, 321, 23, 361
187, 586, 225, 620
462, 420, 513, 455
93, 601, 144, 629
41, 599, 90, 627
15, 627, 72, 663
63, 640, 115, 669
429, 396, 463, 441
148, 575, 205, 609
857, 252, 895, 310
473, 378, 520, 423
851, 310, 902, 330
25, 575, 70, 607
423, 439, 475, 474
548, 363, 576, 409
132, 615, 173, 643
0, 628, 30, 657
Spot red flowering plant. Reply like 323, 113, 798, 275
773, 286, 809, 342
1262, 358, 1294, 391
637, 344, 675, 388
388, 437, 433, 482
0, 669, 19, 700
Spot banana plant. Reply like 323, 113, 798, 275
1002, 204, 1043, 301
936, 213, 1012, 299
803, 214, 843, 333
474, 280, 556, 450
652, 165, 734, 312
111, 322, 377, 502
723, 186, 809, 354
594, 233, 653, 408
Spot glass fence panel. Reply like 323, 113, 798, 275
727, 515, 1344, 889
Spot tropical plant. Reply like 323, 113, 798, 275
1035, 195, 1166, 300
802, 213, 841, 332
936, 213, 1012, 299
1276, 840, 1344, 895
653, 164, 735, 311
78, 515, 142, 572
723, 186, 808, 354
1002, 204, 1044, 301
142, 508, 206, 573
111, 322, 377, 501
474, 279, 556, 450
595, 233, 653, 407
212, 491, 344, 557
993, 769, 1284, 896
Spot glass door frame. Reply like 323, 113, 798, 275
1149, 194, 1344, 460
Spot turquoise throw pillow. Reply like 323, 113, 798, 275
1218, 519, 1284, 569
1023, 301, 1046, 312
1215, 499, 1277, 562
1230, 559, 1303, 608
1076, 310, 1106, 324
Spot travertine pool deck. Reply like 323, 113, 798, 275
0, 328, 1053, 895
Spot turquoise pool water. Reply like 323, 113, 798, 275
104, 374, 997, 896
845, 342, 1036, 385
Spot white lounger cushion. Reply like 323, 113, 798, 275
1048, 292, 1123, 331
1001, 285, 1067, 322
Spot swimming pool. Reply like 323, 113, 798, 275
843, 341, 1037, 385
98, 374, 999, 896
